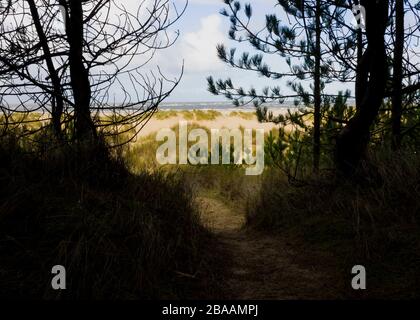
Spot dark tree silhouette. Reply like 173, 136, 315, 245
209, 0, 420, 176
207, 0, 355, 173
327, 1, 420, 153
0, 0, 185, 143
335, 0, 389, 175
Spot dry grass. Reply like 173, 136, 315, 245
0, 137, 210, 299
246, 153, 420, 298
154, 110, 223, 121
229, 111, 256, 120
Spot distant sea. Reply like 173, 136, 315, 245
159, 99, 356, 111
159, 101, 295, 111
11, 99, 355, 112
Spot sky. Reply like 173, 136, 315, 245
149, 0, 283, 102
2, 0, 374, 105
3, 0, 284, 105
6, 1, 419, 105
91, 0, 418, 104
102, 0, 418, 104
154, 0, 354, 103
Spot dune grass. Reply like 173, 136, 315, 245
154, 110, 224, 121
246, 152, 420, 298
0, 136, 213, 299
155, 110, 180, 120
229, 111, 256, 120
2, 111, 420, 299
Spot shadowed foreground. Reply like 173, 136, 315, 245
197, 196, 344, 300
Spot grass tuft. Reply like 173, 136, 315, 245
246, 153, 420, 298
0, 137, 209, 299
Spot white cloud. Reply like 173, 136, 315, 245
179, 14, 226, 73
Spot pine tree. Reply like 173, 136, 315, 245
208, 0, 351, 173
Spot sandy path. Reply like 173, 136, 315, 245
197, 196, 341, 300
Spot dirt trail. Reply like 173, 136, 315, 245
197, 196, 341, 300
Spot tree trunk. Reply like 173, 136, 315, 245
335, 0, 389, 176
65, 0, 96, 142
355, 29, 366, 111
27, 0, 64, 139
313, 0, 322, 173
392, 0, 404, 150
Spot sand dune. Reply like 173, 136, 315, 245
139, 110, 280, 137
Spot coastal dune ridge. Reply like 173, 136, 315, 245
139, 108, 286, 138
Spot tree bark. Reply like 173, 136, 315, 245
355, 29, 366, 111
64, 0, 96, 141
392, 0, 404, 150
27, 0, 64, 139
335, 0, 389, 176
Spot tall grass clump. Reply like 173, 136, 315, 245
247, 152, 420, 298
0, 134, 208, 299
